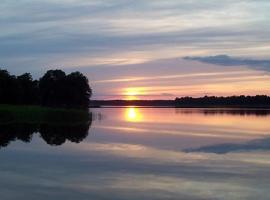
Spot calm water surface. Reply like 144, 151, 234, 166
1, 108, 270, 200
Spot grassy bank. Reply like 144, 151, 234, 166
0, 104, 91, 124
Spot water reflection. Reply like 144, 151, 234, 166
125, 107, 143, 122
0, 114, 92, 148
175, 108, 270, 116
185, 137, 270, 154
1, 108, 270, 200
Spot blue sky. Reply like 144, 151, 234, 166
1, 0, 270, 99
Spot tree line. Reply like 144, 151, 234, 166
175, 95, 270, 107
0, 69, 92, 108
92, 96, 270, 108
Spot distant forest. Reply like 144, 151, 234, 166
92, 95, 270, 108
0, 69, 92, 108
175, 95, 270, 108
1, 69, 270, 108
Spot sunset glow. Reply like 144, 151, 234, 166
1, 1, 269, 100
124, 87, 145, 100
125, 107, 143, 122
2, 1, 270, 199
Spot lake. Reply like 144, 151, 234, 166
1, 107, 270, 200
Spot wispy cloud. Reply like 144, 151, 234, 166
184, 55, 270, 71
94, 71, 257, 83
1, 0, 270, 72
1, 0, 270, 98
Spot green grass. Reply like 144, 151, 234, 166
0, 104, 91, 125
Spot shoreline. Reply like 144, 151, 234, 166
0, 104, 91, 124
90, 105, 270, 109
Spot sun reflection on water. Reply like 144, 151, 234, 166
125, 107, 143, 122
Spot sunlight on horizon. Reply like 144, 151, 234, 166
124, 87, 146, 100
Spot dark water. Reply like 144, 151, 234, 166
1, 108, 270, 200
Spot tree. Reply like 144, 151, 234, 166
17, 73, 39, 104
0, 68, 92, 108
39, 70, 92, 108
65, 72, 92, 108
39, 70, 66, 107
0, 69, 18, 104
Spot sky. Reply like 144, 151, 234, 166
1, 0, 270, 100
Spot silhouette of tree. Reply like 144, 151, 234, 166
0, 68, 92, 108
39, 70, 92, 108
39, 70, 67, 107
64, 72, 92, 108
0, 69, 18, 104
175, 95, 270, 107
17, 73, 39, 104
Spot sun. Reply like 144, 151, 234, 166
126, 90, 139, 100
124, 87, 144, 100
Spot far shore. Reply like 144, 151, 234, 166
90, 105, 270, 109
90, 98, 270, 109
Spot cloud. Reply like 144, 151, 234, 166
1, 0, 270, 98
184, 55, 270, 71
185, 137, 270, 154
1, 0, 270, 74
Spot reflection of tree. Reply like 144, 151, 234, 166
175, 109, 270, 116
0, 113, 92, 148
40, 121, 91, 146
0, 123, 37, 147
